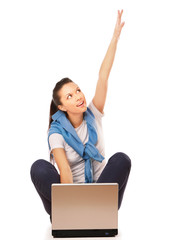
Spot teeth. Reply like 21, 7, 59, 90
77, 101, 84, 106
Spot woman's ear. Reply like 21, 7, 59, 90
58, 105, 67, 112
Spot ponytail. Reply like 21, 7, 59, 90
48, 99, 58, 130
48, 77, 74, 131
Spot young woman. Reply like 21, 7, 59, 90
30, 9, 131, 223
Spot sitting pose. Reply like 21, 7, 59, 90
30, 9, 131, 223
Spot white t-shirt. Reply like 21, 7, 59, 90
48, 100, 106, 183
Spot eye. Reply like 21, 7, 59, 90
67, 89, 81, 99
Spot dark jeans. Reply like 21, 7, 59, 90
30, 152, 131, 219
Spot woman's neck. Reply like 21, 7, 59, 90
66, 112, 84, 128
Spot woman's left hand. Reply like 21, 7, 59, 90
113, 9, 125, 40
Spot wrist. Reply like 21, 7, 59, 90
112, 35, 119, 43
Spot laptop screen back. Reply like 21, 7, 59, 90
52, 183, 118, 230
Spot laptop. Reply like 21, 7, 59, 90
51, 183, 118, 238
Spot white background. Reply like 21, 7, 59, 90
1, 0, 179, 239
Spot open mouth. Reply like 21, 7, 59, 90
77, 101, 84, 107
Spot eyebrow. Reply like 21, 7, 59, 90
65, 86, 79, 97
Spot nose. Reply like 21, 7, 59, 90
75, 93, 82, 101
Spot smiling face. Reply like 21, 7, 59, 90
57, 82, 87, 114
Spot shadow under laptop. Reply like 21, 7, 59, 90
44, 224, 122, 239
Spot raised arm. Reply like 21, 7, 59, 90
92, 9, 125, 114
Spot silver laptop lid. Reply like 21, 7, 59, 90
52, 183, 118, 230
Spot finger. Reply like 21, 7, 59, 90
119, 9, 123, 18
118, 10, 122, 23
121, 21, 125, 28
118, 10, 120, 17
117, 10, 123, 25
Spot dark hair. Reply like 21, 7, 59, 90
48, 77, 73, 130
